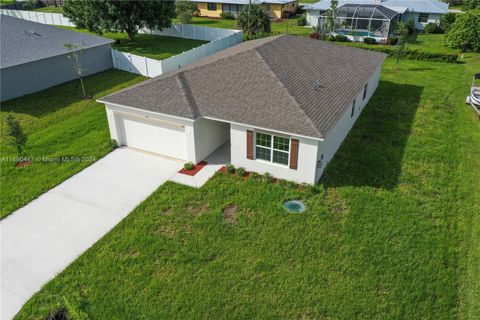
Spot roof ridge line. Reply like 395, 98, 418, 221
253, 49, 323, 138
177, 72, 201, 119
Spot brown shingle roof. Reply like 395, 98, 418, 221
99, 35, 386, 139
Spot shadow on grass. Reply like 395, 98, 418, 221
1, 70, 141, 117
322, 80, 423, 190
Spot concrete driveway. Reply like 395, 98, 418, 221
0, 148, 182, 319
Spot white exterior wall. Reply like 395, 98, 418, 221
230, 123, 320, 184
306, 10, 321, 27
104, 104, 197, 162
401, 12, 442, 30
315, 65, 382, 181
193, 118, 230, 163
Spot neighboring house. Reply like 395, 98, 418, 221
0, 15, 113, 101
305, 0, 449, 31
190, 0, 298, 19
98, 35, 386, 184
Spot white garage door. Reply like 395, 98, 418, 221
118, 114, 187, 160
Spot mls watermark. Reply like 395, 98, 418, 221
0, 156, 97, 163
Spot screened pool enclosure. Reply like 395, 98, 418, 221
318, 4, 399, 40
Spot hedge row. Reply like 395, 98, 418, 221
348, 44, 459, 63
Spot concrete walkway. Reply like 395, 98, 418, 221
170, 142, 230, 188
0, 148, 182, 320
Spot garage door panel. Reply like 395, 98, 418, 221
118, 115, 187, 160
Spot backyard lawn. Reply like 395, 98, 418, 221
0, 70, 145, 219
59, 26, 208, 60
34, 6, 64, 13
14, 55, 480, 319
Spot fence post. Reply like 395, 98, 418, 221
145, 57, 149, 77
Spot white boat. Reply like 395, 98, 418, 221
467, 73, 480, 117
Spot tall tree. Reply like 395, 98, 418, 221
326, 0, 338, 34
445, 8, 480, 52
176, 0, 197, 24
236, 3, 271, 39
63, 0, 176, 41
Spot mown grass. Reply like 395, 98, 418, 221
15, 56, 480, 319
0, 70, 145, 219
59, 26, 208, 60
34, 6, 64, 13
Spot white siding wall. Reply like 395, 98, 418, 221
315, 65, 381, 181
401, 13, 442, 30
230, 123, 320, 184
104, 104, 197, 162
306, 10, 321, 27
193, 118, 230, 163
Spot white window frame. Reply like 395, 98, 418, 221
418, 13, 429, 23
254, 131, 290, 167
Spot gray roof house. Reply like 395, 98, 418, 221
98, 35, 386, 184
305, 0, 449, 33
0, 15, 114, 101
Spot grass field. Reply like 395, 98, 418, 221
14, 54, 480, 319
59, 26, 208, 60
0, 70, 145, 219
34, 6, 64, 13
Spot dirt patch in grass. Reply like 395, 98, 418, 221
223, 205, 238, 225
162, 208, 173, 216
187, 203, 209, 216
325, 189, 349, 221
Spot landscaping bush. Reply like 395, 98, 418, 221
406, 14, 416, 35
440, 12, 457, 33
363, 37, 376, 44
445, 8, 480, 52
109, 139, 118, 150
334, 34, 348, 42
463, 0, 480, 10
176, 0, 197, 24
424, 22, 442, 34
386, 37, 399, 45
327, 35, 336, 41
236, 167, 246, 177
250, 172, 259, 180
351, 45, 459, 63
226, 163, 235, 174
297, 15, 307, 26
220, 11, 235, 20
183, 162, 194, 171
309, 31, 321, 40
263, 172, 273, 183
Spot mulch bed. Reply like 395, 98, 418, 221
179, 161, 208, 176
15, 161, 32, 168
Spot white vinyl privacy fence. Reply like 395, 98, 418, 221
112, 30, 242, 77
0, 9, 74, 26
0, 9, 243, 78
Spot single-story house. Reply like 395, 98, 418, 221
305, 0, 449, 31
98, 35, 386, 184
190, 0, 298, 19
0, 15, 113, 101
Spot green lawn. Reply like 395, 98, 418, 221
34, 6, 64, 13
15, 55, 480, 319
185, 16, 314, 37
59, 26, 208, 60
0, 70, 145, 219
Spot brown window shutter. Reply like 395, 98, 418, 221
246, 130, 254, 160
290, 139, 299, 170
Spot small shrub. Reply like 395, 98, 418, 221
334, 34, 348, 42
6, 114, 27, 157
263, 172, 273, 183
236, 167, 246, 177
363, 37, 376, 44
309, 31, 321, 40
109, 139, 118, 150
226, 163, 235, 174
406, 14, 416, 35
44, 305, 68, 320
297, 15, 307, 26
250, 172, 259, 180
220, 11, 235, 19
440, 12, 457, 33
424, 22, 442, 34
327, 35, 336, 41
183, 162, 194, 171
176, 0, 197, 24
386, 37, 399, 45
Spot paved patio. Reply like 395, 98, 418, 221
0, 148, 183, 320
169, 142, 230, 188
